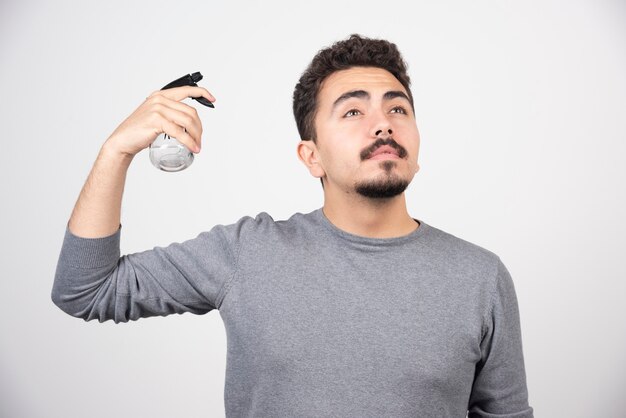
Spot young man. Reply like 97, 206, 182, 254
52, 34, 533, 417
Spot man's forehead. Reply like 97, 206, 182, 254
320, 67, 407, 102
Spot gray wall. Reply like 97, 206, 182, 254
1, 0, 625, 417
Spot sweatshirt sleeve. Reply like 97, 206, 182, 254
51, 219, 248, 323
467, 257, 534, 418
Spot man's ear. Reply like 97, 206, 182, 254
297, 140, 325, 179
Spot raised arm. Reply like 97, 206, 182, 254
52, 85, 228, 323
68, 85, 214, 238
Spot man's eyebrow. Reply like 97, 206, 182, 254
383, 90, 411, 102
332, 90, 370, 110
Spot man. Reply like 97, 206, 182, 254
52, 34, 533, 417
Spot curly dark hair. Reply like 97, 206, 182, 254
293, 34, 414, 143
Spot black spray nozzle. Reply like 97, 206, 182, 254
160, 72, 214, 108
190, 72, 203, 83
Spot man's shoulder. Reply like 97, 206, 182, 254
421, 221, 501, 272
220, 209, 317, 238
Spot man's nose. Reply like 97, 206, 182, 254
371, 110, 394, 138
375, 128, 393, 138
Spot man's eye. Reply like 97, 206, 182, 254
344, 109, 361, 117
390, 106, 407, 114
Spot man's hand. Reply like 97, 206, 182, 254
104, 86, 215, 157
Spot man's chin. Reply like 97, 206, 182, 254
354, 177, 410, 199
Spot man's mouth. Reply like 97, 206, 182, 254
361, 138, 408, 161
367, 145, 401, 160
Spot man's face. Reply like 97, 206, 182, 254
303, 66, 421, 199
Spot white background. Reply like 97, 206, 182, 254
1, 0, 625, 417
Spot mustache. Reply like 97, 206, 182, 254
360, 137, 408, 161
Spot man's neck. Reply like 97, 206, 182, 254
322, 191, 419, 239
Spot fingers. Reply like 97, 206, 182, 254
146, 95, 204, 147
143, 86, 215, 154
161, 118, 201, 153
148, 85, 215, 104
147, 105, 201, 153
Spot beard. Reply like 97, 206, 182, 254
354, 161, 409, 199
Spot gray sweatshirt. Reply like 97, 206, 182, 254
52, 208, 533, 417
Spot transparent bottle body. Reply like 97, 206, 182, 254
149, 134, 193, 172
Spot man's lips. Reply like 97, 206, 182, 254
367, 145, 401, 160
360, 138, 408, 161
